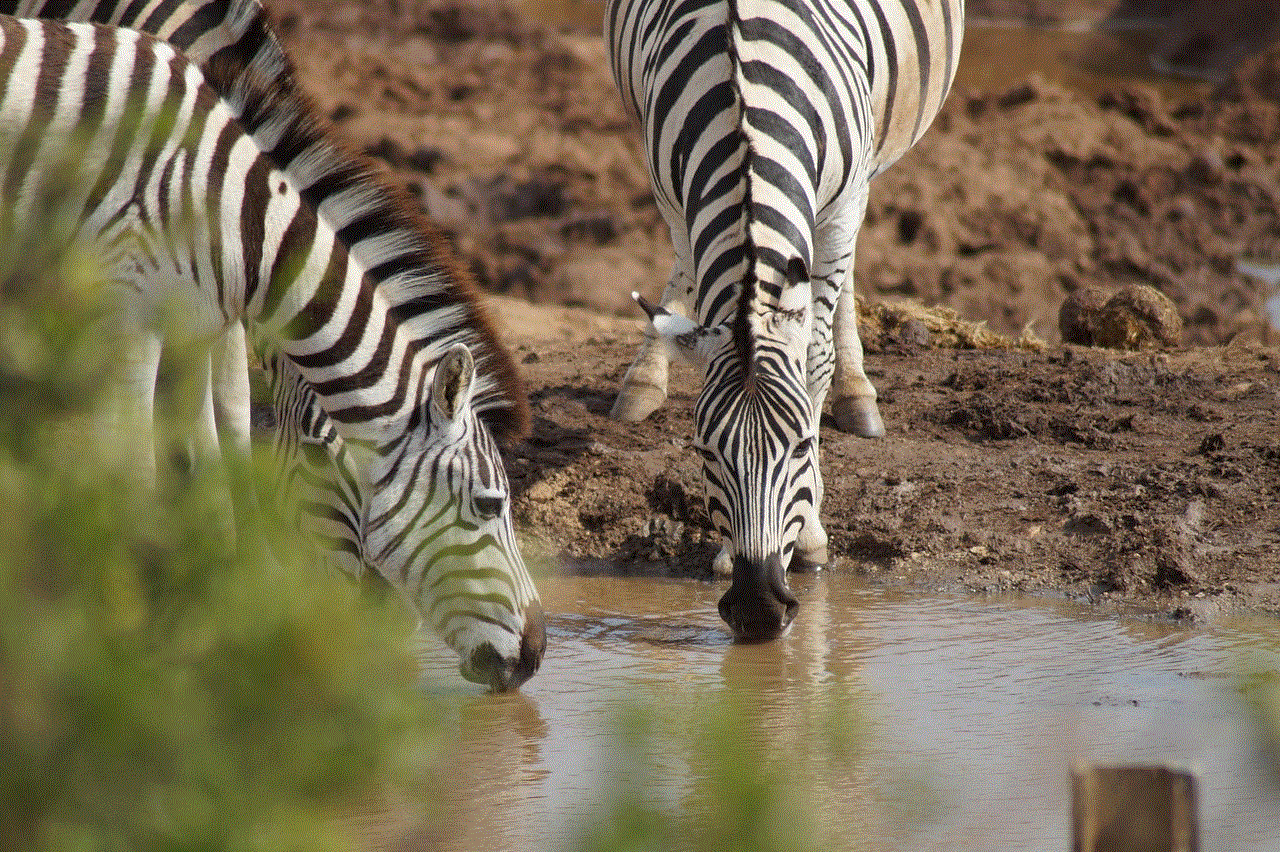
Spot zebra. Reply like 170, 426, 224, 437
605, 0, 962, 639
0, 14, 545, 691
0, 3, 354, 548
1, 1, 549, 670
0, 3, 345, 519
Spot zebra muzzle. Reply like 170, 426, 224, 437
718, 552, 798, 641
462, 602, 546, 692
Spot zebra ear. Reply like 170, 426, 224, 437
430, 344, 476, 424
634, 292, 723, 369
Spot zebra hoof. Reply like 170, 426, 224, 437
832, 396, 885, 438
610, 382, 666, 422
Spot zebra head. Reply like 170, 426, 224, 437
272, 345, 544, 691
637, 260, 819, 641
357, 344, 545, 691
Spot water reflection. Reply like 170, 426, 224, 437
364, 575, 1280, 852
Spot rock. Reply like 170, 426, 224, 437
1094, 284, 1183, 350
1059, 286, 1111, 344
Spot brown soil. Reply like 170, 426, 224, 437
266, 0, 1280, 621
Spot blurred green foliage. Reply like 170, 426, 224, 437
0, 179, 438, 852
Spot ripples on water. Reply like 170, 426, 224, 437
371, 573, 1280, 852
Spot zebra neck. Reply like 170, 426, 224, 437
242, 197, 438, 447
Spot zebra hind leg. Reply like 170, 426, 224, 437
830, 271, 884, 438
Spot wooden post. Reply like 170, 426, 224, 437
1071, 764, 1200, 852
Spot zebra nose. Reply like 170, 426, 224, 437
462, 602, 546, 692
718, 552, 798, 641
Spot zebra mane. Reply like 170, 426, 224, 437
202, 2, 529, 443
724, 0, 762, 381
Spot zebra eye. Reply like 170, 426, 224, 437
694, 446, 717, 465
473, 494, 505, 521
792, 436, 814, 459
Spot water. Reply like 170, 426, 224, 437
364, 572, 1280, 852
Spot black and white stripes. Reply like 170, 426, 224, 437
608, 0, 962, 638
0, 11, 543, 690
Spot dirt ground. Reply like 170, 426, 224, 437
264, 0, 1280, 621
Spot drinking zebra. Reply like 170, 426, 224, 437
605, 0, 962, 638
0, 14, 544, 690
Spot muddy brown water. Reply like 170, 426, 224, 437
362, 572, 1280, 852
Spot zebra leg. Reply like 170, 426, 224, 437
103, 329, 164, 484
211, 322, 251, 459
712, 542, 732, 576
794, 404, 829, 569
715, 521, 827, 573
794, 441, 829, 569
610, 274, 690, 422
194, 352, 221, 461
795, 527, 829, 569
830, 269, 884, 438
210, 322, 260, 546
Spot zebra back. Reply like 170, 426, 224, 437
2, 0, 530, 443
855, 0, 961, 170
727, 0, 962, 173
725, 0, 962, 323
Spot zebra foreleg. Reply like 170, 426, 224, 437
210, 322, 251, 460
795, 527, 829, 569
712, 531, 828, 574
795, 424, 830, 568
102, 329, 164, 484
210, 322, 261, 548
830, 269, 884, 438
610, 329, 669, 422
609, 279, 691, 422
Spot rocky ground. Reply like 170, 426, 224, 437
265, 0, 1280, 620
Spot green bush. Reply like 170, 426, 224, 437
0, 195, 437, 852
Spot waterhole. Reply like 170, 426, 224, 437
358, 572, 1280, 852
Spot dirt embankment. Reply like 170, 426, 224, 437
266, 0, 1280, 619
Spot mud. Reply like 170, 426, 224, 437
264, 0, 1280, 620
